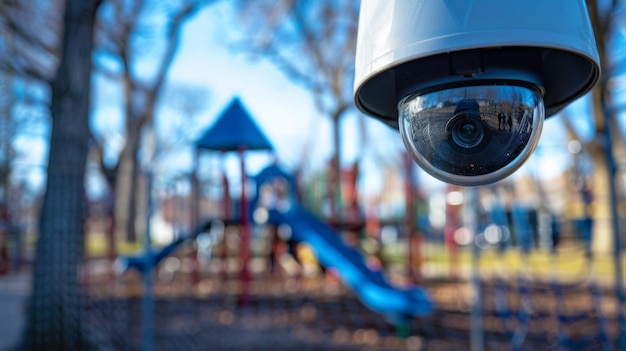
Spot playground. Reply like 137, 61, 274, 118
0, 96, 622, 350
35, 98, 619, 351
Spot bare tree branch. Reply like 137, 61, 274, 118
0, 0, 62, 56
91, 0, 214, 242
233, 0, 359, 220
0, 0, 64, 82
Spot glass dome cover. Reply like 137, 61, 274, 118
399, 85, 544, 186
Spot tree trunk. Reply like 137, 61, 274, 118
20, 0, 102, 349
587, 148, 612, 252
114, 120, 144, 243
331, 112, 341, 222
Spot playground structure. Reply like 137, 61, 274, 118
77, 97, 626, 350
115, 98, 433, 319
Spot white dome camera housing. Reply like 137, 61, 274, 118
353, 0, 600, 186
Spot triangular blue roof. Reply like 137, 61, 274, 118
195, 98, 274, 151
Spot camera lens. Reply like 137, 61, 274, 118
399, 85, 544, 186
448, 111, 485, 149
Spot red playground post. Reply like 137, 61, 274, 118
220, 155, 231, 283
444, 184, 461, 279
190, 151, 201, 291
0, 213, 8, 275
238, 147, 251, 307
403, 152, 421, 284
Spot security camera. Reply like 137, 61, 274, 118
353, 0, 600, 186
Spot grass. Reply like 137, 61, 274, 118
436, 244, 624, 284
85, 231, 144, 257
84, 230, 626, 286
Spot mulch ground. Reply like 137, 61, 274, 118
84, 271, 619, 351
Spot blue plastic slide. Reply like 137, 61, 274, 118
269, 205, 433, 319
118, 221, 220, 275
118, 236, 187, 275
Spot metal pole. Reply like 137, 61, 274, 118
466, 187, 484, 351
142, 170, 155, 351
603, 103, 625, 349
